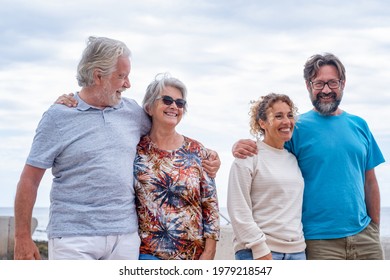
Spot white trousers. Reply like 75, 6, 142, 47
48, 232, 140, 260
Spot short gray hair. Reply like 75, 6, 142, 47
77, 36, 131, 87
142, 73, 188, 115
303, 53, 346, 82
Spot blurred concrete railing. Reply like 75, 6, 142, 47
0, 216, 38, 260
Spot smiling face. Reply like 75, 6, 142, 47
95, 55, 131, 107
307, 65, 345, 116
149, 85, 184, 128
259, 100, 295, 149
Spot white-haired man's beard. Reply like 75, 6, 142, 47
310, 91, 342, 116
95, 84, 125, 107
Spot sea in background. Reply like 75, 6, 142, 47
1, 207, 390, 241
0, 207, 50, 241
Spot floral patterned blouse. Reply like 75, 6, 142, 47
134, 135, 220, 260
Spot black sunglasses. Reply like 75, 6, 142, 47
157, 95, 186, 109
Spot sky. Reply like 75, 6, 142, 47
0, 0, 389, 209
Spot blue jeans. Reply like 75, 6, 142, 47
235, 249, 306, 260
139, 254, 162, 260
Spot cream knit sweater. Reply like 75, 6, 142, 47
227, 140, 305, 259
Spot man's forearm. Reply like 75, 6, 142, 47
364, 169, 381, 224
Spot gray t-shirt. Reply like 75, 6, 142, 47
27, 93, 151, 238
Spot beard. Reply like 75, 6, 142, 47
96, 84, 124, 107
310, 91, 342, 116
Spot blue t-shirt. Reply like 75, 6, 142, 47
285, 110, 385, 239
27, 93, 151, 238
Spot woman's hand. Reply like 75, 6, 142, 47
199, 239, 217, 260
55, 93, 78, 107
255, 252, 273, 260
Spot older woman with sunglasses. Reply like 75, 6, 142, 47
134, 73, 220, 260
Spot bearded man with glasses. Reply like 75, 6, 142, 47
232, 53, 385, 260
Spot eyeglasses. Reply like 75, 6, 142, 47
156, 95, 186, 109
310, 79, 342, 90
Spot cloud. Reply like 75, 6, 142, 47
1, 0, 390, 208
